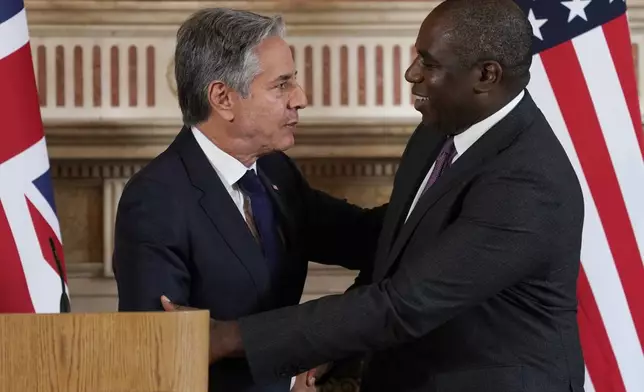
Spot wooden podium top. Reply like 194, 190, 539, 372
0, 311, 210, 392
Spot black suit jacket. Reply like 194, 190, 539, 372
238, 93, 586, 392
112, 127, 385, 392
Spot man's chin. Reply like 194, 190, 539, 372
420, 112, 436, 127
275, 133, 295, 152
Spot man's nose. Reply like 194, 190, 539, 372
405, 57, 423, 84
289, 82, 308, 110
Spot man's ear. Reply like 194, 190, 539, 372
473, 60, 502, 94
208, 80, 235, 121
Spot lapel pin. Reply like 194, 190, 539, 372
272, 184, 279, 191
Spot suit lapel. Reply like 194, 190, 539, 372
372, 126, 445, 278
384, 144, 488, 270
388, 129, 446, 247
174, 127, 271, 299
378, 92, 538, 279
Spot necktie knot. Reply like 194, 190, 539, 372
438, 137, 456, 164
421, 136, 457, 195
238, 169, 265, 195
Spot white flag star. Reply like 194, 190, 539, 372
561, 0, 592, 22
528, 9, 548, 41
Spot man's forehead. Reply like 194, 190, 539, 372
415, 15, 456, 52
254, 37, 294, 72
256, 37, 291, 62
255, 36, 289, 56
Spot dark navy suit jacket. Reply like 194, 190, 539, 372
112, 127, 386, 391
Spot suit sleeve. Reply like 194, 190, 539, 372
238, 168, 564, 381
112, 176, 191, 311
281, 154, 387, 271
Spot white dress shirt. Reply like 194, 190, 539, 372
192, 126, 297, 390
191, 126, 256, 223
405, 90, 525, 221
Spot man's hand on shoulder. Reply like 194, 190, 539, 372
161, 295, 243, 362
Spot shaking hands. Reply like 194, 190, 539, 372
160, 295, 318, 390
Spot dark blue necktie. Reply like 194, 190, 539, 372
237, 169, 282, 277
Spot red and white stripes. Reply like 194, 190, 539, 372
0, 2, 68, 314
527, 14, 644, 392
0, 8, 27, 62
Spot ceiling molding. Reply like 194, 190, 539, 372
25, 1, 436, 31
25, 1, 644, 35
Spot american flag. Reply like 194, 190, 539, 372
514, 0, 644, 391
0, 0, 69, 313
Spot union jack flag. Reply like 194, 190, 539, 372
0, 0, 69, 313
514, 0, 644, 391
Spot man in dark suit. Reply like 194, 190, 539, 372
164, 1, 586, 391
113, 8, 385, 392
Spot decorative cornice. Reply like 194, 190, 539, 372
24, 1, 644, 33
25, 1, 437, 33
298, 159, 398, 178
51, 162, 144, 179
45, 120, 414, 160
50, 158, 400, 179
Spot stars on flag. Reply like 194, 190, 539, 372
561, 0, 592, 23
524, 0, 624, 46
528, 9, 547, 41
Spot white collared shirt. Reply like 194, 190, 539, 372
193, 126, 297, 389
191, 126, 256, 222
405, 90, 525, 221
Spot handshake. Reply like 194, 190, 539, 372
161, 296, 324, 391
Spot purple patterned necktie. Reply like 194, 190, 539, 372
421, 136, 457, 196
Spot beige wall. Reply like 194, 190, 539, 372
26, 0, 644, 311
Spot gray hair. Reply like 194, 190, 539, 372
174, 8, 286, 125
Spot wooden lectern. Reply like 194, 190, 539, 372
0, 311, 210, 391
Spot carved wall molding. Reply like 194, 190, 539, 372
298, 159, 398, 178
28, 3, 644, 160
50, 158, 401, 179
25, 1, 438, 33
27, 0, 644, 166
51, 161, 144, 178
44, 122, 415, 160
23, 1, 644, 31
30, 37, 422, 124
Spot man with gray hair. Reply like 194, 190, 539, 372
112, 8, 386, 392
